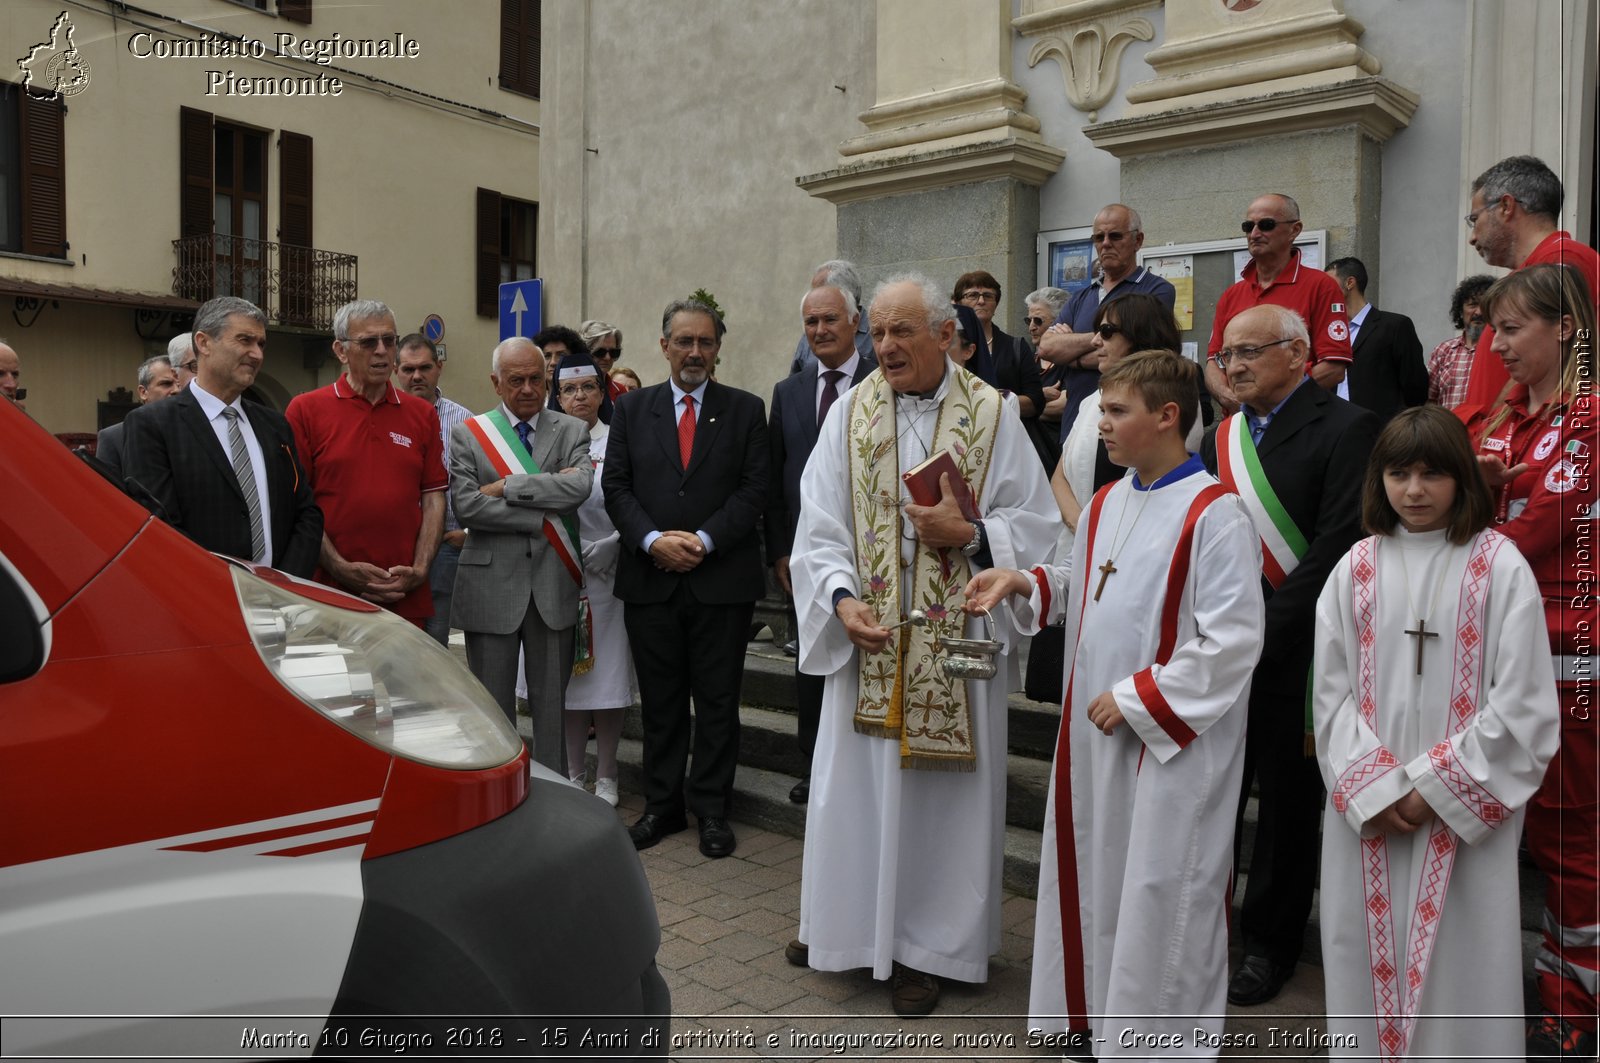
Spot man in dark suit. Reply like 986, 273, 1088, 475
604, 298, 770, 858
123, 296, 322, 578
1200, 304, 1379, 1007
1326, 257, 1426, 423
767, 282, 876, 804
97, 354, 182, 479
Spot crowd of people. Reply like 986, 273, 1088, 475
10, 150, 1594, 1060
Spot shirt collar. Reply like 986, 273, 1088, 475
1243, 375, 1312, 423
1241, 248, 1303, 286
499, 403, 539, 430
821, 352, 861, 380
333, 375, 402, 404
1349, 303, 1371, 328
670, 378, 709, 408
1097, 266, 1147, 294
1131, 452, 1206, 491
189, 378, 243, 422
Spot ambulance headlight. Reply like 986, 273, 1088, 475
232, 568, 523, 769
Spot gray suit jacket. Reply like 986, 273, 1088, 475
96, 422, 126, 479
448, 407, 593, 634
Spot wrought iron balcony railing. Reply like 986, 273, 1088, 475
172, 234, 358, 330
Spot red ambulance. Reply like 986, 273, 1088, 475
0, 398, 667, 1057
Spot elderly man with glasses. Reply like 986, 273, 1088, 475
286, 299, 447, 627
1037, 204, 1175, 441
1204, 193, 1352, 414
1199, 304, 1378, 1009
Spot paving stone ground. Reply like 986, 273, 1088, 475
606, 792, 1332, 1062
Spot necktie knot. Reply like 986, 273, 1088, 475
818, 370, 846, 427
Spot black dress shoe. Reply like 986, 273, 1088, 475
1227, 955, 1293, 1006
627, 812, 686, 851
697, 816, 736, 858
789, 777, 810, 804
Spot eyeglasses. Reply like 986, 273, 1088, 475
591, 346, 621, 360
558, 381, 601, 397
1240, 218, 1295, 234
1025, 316, 1049, 328
1094, 322, 1123, 339
669, 335, 719, 353
959, 291, 999, 304
1215, 337, 1295, 367
341, 333, 399, 352
178, 359, 199, 374
1091, 230, 1133, 244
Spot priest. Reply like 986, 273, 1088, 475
786, 274, 1058, 1018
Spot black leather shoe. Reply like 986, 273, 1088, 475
697, 816, 736, 858
789, 777, 810, 804
784, 939, 808, 967
627, 812, 686, 851
1227, 955, 1293, 1006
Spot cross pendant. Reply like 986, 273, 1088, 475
1093, 557, 1117, 602
1404, 617, 1438, 676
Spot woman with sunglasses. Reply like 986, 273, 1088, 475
1052, 294, 1202, 555
1464, 263, 1599, 1059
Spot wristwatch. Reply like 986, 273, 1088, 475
960, 520, 984, 557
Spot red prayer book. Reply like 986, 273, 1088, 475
901, 450, 978, 521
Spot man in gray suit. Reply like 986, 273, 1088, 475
450, 337, 593, 775
97, 354, 182, 478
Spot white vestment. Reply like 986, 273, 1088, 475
1021, 459, 1264, 1056
1313, 528, 1558, 1062
792, 364, 1058, 983
564, 423, 636, 711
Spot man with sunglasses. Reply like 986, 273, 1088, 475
1200, 304, 1377, 1009
1037, 204, 1175, 440
286, 299, 447, 627
1205, 194, 1351, 414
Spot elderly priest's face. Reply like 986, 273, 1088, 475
869, 281, 955, 396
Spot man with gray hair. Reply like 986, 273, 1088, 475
786, 274, 1056, 1016
787, 259, 876, 374
448, 336, 592, 772
286, 300, 446, 627
1199, 303, 1377, 1008
0, 340, 20, 406
122, 296, 322, 576
1038, 204, 1176, 441
1458, 154, 1599, 410
168, 332, 198, 388
96, 354, 182, 478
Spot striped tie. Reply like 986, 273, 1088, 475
221, 407, 267, 562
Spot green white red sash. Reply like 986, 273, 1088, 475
464, 409, 593, 674
1214, 413, 1307, 590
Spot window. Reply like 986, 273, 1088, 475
499, 0, 541, 98
213, 120, 269, 306
279, 0, 312, 23
0, 81, 67, 259
476, 188, 538, 316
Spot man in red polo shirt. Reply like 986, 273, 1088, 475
1459, 155, 1600, 413
1204, 193, 1352, 414
286, 299, 447, 626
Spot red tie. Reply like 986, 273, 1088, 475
678, 394, 696, 469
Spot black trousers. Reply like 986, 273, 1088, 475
623, 584, 754, 819
795, 669, 824, 767
1234, 677, 1325, 968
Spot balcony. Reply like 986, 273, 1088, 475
172, 234, 357, 331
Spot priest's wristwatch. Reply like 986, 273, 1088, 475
960, 520, 984, 557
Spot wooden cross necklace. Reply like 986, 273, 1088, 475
1394, 535, 1455, 675
1093, 467, 1179, 602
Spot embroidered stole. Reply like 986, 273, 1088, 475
844, 368, 1001, 771
1214, 412, 1308, 590
1347, 531, 1506, 1061
464, 410, 594, 675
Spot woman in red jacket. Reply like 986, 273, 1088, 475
1469, 262, 1598, 1060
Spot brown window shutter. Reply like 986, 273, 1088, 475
279, 131, 313, 326
499, 0, 540, 97
179, 107, 213, 239
18, 92, 66, 258
280, 0, 312, 25
476, 187, 502, 317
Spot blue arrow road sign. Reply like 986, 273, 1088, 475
499, 279, 543, 341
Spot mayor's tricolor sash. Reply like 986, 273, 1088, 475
1214, 412, 1308, 591
464, 410, 594, 675
845, 366, 1001, 771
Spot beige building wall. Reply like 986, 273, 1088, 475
538, 0, 872, 397
0, 0, 538, 432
